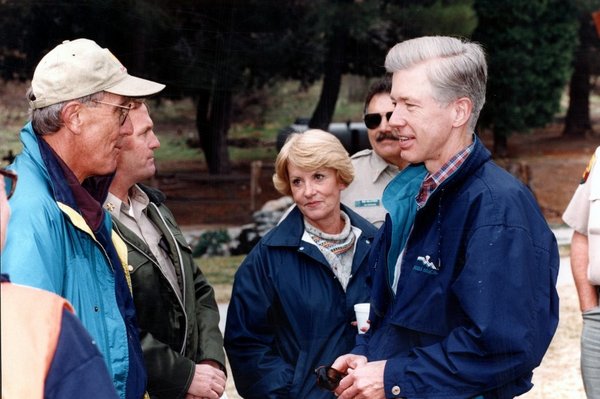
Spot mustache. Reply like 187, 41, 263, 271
375, 132, 399, 142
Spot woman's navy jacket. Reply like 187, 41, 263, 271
225, 205, 376, 399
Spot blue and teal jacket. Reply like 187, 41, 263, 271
2, 123, 146, 399
355, 137, 559, 398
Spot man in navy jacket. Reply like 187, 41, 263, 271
332, 36, 559, 399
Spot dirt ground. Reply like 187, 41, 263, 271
154, 160, 280, 227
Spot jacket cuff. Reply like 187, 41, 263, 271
383, 357, 411, 399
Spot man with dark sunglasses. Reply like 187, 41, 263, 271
1, 38, 164, 399
341, 76, 407, 227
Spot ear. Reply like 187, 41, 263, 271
451, 97, 472, 128
60, 101, 84, 133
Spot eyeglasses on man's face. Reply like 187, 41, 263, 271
364, 111, 393, 129
92, 99, 133, 126
1, 169, 17, 199
314, 365, 347, 391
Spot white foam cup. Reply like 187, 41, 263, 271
354, 303, 370, 334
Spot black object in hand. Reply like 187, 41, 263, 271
314, 365, 347, 391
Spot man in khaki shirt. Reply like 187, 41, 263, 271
563, 146, 600, 398
341, 76, 407, 227
104, 103, 227, 399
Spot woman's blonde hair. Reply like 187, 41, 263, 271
272, 129, 354, 196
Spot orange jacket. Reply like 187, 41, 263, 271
1, 281, 72, 398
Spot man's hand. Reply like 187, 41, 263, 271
187, 362, 226, 399
331, 353, 368, 374
333, 359, 386, 399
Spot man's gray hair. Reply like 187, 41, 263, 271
385, 36, 487, 131
27, 88, 104, 135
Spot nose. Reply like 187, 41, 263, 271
388, 109, 406, 128
120, 115, 134, 136
149, 131, 161, 150
304, 181, 316, 197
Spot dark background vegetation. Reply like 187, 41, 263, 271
1, 0, 598, 172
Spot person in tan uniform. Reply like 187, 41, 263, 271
563, 146, 600, 398
341, 76, 407, 227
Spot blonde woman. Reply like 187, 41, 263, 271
225, 130, 377, 399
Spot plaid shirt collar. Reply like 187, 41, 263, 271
416, 142, 474, 207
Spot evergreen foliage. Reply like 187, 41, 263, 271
0, 1, 582, 163
472, 0, 579, 137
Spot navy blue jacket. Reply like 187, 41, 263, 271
355, 138, 559, 399
224, 205, 377, 399
45, 310, 120, 398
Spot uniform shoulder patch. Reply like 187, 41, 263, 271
581, 153, 596, 184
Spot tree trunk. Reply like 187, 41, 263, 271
195, 5, 236, 176
196, 90, 211, 149
308, 26, 346, 130
209, 90, 232, 175
196, 88, 232, 175
563, 12, 594, 137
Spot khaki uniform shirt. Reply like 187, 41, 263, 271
104, 186, 182, 299
341, 149, 400, 227
563, 146, 600, 285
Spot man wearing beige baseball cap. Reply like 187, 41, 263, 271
1, 38, 165, 399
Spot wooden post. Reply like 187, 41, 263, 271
250, 160, 263, 211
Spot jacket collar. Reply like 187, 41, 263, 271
104, 184, 166, 216
263, 203, 376, 248
20, 123, 73, 208
137, 183, 166, 205
432, 134, 491, 193
35, 129, 109, 231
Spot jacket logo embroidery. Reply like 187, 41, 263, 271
354, 199, 380, 208
413, 255, 439, 275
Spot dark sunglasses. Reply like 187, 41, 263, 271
363, 111, 393, 129
314, 365, 347, 391
1, 168, 17, 199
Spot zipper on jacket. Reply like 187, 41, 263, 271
58, 203, 116, 272
150, 203, 188, 310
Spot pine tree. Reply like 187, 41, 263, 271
472, 0, 579, 156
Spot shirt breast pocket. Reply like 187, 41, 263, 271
589, 197, 600, 235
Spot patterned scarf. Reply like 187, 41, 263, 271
305, 211, 356, 290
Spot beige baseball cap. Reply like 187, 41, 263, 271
29, 38, 165, 109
